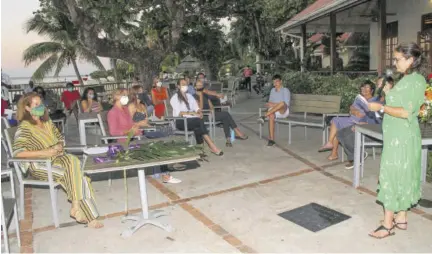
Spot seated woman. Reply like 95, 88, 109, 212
107, 89, 141, 138
128, 85, 151, 127
13, 93, 103, 228
195, 79, 248, 147
81, 87, 102, 113
318, 80, 380, 160
34, 86, 66, 122
170, 79, 223, 156
151, 76, 168, 119
129, 86, 182, 184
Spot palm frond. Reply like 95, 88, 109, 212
31, 54, 59, 81
53, 52, 67, 77
22, 42, 63, 66
76, 47, 106, 71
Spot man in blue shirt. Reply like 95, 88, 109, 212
257, 74, 291, 146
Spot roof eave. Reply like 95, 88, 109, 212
275, 0, 365, 33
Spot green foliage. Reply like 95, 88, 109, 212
281, 71, 377, 113
23, 10, 105, 80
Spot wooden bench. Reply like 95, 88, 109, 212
259, 94, 343, 145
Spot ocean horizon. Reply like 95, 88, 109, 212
9, 75, 90, 85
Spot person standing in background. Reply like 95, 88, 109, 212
61, 82, 81, 110
367, 43, 426, 239
24, 80, 34, 94
243, 65, 253, 92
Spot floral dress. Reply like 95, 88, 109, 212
378, 72, 426, 212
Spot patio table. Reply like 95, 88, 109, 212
353, 124, 432, 187
78, 112, 99, 145
83, 147, 199, 238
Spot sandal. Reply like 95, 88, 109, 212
318, 146, 333, 153
211, 150, 224, 156
70, 208, 88, 224
368, 225, 395, 239
327, 155, 339, 161
393, 219, 408, 230
235, 135, 248, 140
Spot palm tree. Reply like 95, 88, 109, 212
23, 13, 105, 84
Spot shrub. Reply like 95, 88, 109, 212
281, 71, 376, 113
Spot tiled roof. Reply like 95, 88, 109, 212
278, 0, 338, 30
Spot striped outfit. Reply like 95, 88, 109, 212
13, 120, 99, 221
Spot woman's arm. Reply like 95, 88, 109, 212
198, 92, 204, 110
208, 99, 214, 110
203, 89, 223, 98
81, 100, 89, 112
128, 103, 136, 118
383, 105, 409, 118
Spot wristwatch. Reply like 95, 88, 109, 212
379, 105, 385, 114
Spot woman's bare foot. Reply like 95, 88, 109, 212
70, 208, 88, 224
394, 213, 408, 230
88, 219, 104, 229
327, 155, 338, 161
318, 144, 333, 152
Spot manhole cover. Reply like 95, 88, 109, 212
278, 203, 351, 232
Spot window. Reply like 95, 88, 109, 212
385, 22, 398, 68
419, 13, 432, 70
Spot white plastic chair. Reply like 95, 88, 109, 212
1, 169, 21, 254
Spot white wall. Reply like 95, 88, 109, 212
369, 0, 432, 70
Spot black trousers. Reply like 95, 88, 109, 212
176, 118, 208, 144
214, 111, 237, 138
245, 77, 251, 92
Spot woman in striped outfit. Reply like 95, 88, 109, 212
13, 93, 103, 228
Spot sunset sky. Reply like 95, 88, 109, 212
1, 0, 110, 78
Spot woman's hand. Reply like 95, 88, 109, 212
52, 143, 63, 153
45, 148, 59, 157
383, 84, 391, 95
217, 93, 225, 99
368, 102, 382, 112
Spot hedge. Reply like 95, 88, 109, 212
281, 71, 377, 113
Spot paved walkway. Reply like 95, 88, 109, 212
3, 93, 432, 253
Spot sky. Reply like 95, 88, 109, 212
1, 0, 110, 78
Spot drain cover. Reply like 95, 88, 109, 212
278, 203, 351, 232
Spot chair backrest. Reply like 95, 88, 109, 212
97, 112, 109, 137
3, 127, 26, 183
1, 116, 10, 129
290, 94, 341, 114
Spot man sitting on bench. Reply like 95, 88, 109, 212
257, 74, 290, 146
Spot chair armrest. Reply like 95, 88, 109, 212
259, 107, 268, 116
324, 113, 350, 117
213, 106, 231, 110
141, 127, 157, 132
165, 116, 185, 121
8, 157, 51, 164
64, 145, 87, 152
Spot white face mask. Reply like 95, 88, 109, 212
156, 81, 162, 87
180, 86, 188, 93
88, 94, 94, 99
120, 96, 129, 105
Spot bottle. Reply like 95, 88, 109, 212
230, 128, 235, 142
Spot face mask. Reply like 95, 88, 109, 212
68, 87, 73, 92
180, 86, 188, 93
120, 96, 129, 105
31, 104, 45, 117
88, 93, 94, 99
156, 81, 162, 87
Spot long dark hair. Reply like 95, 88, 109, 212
176, 78, 190, 110
81, 87, 98, 101
33, 86, 46, 99
395, 43, 425, 74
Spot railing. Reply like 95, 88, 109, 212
309, 71, 379, 79
8, 81, 131, 104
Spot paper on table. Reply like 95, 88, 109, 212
84, 147, 109, 155
356, 94, 382, 118
220, 95, 228, 103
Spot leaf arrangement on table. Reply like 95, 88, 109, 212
419, 79, 432, 123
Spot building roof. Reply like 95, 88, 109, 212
275, 0, 367, 33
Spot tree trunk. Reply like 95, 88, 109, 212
136, 62, 160, 91
110, 58, 118, 82
71, 58, 84, 85
256, 54, 261, 74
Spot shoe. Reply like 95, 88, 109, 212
163, 175, 182, 184
211, 150, 224, 156
345, 161, 354, 169
267, 140, 275, 146
257, 116, 265, 124
226, 141, 233, 147
368, 225, 395, 239
235, 135, 248, 140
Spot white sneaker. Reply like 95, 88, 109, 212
163, 175, 182, 184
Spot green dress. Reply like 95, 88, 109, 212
378, 72, 427, 212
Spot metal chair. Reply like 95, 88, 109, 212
1, 169, 21, 254
4, 127, 85, 228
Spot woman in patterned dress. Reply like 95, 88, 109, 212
368, 43, 426, 238
13, 93, 103, 228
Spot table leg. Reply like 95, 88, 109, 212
421, 147, 428, 183
120, 168, 172, 238
353, 130, 362, 188
79, 120, 86, 146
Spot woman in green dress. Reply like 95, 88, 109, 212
13, 92, 103, 228
368, 43, 427, 238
